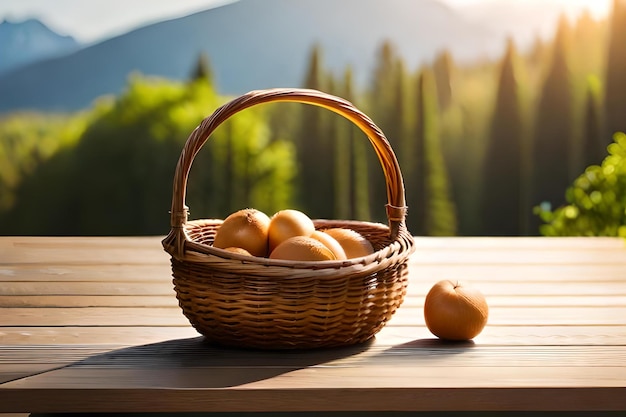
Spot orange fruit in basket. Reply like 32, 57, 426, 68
269, 236, 336, 261
310, 230, 347, 260
268, 209, 316, 252
223, 247, 253, 256
322, 228, 374, 259
423, 280, 489, 341
213, 208, 271, 257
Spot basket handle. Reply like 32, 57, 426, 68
165, 88, 408, 256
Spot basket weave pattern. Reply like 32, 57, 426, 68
162, 88, 415, 349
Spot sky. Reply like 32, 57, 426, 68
0, 0, 614, 44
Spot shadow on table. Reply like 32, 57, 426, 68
388, 338, 477, 349
60, 335, 375, 388
366, 337, 477, 365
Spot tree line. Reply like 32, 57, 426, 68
293, 1, 626, 236
1, 1, 625, 236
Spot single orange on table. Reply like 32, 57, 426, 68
423, 279, 489, 341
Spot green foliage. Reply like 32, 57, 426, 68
0, 112, 88, 213
0, 75, 295, 235
538, 132, 626, 237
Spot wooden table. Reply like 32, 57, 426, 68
1, 236, 625, 415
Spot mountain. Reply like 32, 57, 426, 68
0, 18, 81, 76
0, 0, 503, 113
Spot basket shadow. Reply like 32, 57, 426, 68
70, 336, 375, 388
391, 338, 477, 349
363, 337, 477, 366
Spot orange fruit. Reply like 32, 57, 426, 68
322, 228, 374, 259
423, 280, 489, 341
269, 236, 336, 261
223, 247, 253, 256
213, 208, 270, 257
268, 209, 315, 252
310, 230, 347, 260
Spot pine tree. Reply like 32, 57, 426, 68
189, 51, 214, 85
371, 41, 397, 120
605, 0, 626, 138
407, 68, 457, 236
480, 38, 524, 236
432, 50, 454, 111
388, 58, 408, 156
297, 44, 333, 217
582, 76, 606, 168
343, 67, 371, 221
529, 15, 575, 233
368, 41, 399, 222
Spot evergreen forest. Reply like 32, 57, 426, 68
1, 3, 626, 237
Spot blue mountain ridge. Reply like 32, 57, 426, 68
0, 18, 80, 76
0, 0, 503, 113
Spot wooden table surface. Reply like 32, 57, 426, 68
1, 236, 625, 414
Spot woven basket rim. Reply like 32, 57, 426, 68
164, 218, 415, 280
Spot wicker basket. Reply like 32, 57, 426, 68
162, 88, 415, 349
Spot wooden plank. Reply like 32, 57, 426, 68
2, 279, 625, 297
2, 236, 625, 266
1, 341, 624, 388
2, 342, 624, 369
410, 236, 626, 250
0, 282, 175, 296
1, 366, 624, 412
408, 264, 626, 282
0, 326, 200, 346
0, 295, 179, 308
1, 305, 626, 327
409, 247, 626, 265
2, 263, 625, 284
378, 324, 626, 346
3, 294, 624, 308
0, 345, 124, 368
2, 385, 625, 413
401, 294, 626, 308
0, 236, 168, 265
390, 306, 626, 326
1, 323, 626, 347
0, 264, 171, 282
2, 236, 622, 259
405, 281, 626, 296
0, 307, 188, 326
0, 364, 66, 385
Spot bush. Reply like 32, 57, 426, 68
537, 132, 626, 237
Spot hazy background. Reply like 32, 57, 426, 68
0, 0, 624, 237
0, 0, 611, 44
